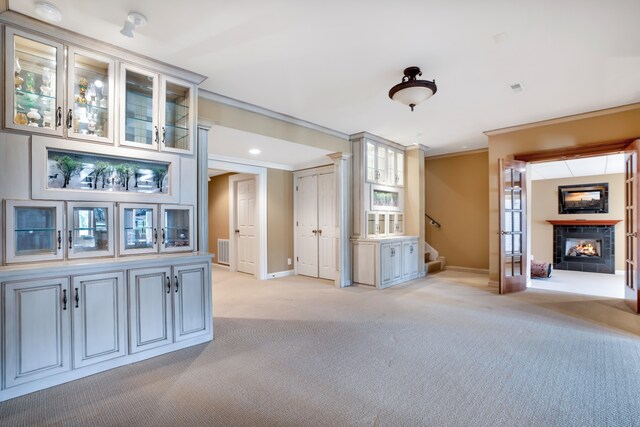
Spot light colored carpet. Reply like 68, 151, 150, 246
530, 269, 625, 299
2, 267, 640, 426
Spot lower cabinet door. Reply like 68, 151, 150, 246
72, 271, 126, 368
128, 267, 174, 353
4, 277, 71, 387
391, 243, 403, 282
380, 243, 394, 286
173, 263, 210, 341
402, 241, 418, 279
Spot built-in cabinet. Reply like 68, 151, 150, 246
0, 255, 212, 402
67, 202, 115, 259
366, 211, 404, 238
366, 140, 404, 187
5, 27, 195, 154
120, 64, 195, 153
353, 237, 419, 288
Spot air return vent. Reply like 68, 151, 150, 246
510, 83, 524, 92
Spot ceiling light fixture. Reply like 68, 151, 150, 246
120, 12, 147, 38
249, 149, 261, 155
389, 66, 437, 111
35, 2, 62, 22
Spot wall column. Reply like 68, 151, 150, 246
405, 145, 428, 277
197, 125, 211, 253
328, 152, 353, 287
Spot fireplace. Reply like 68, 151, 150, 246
548, 220, 620, 274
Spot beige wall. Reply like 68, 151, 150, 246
267, 169, 294, 273
531, 174, 625, 270
207, 173, 235, 264
199, 98, 350, 154
425, 150, 490, 270
487, 103, 640, 283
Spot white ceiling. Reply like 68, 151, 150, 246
209, 125, 333, 170
530, 154, 625, 180
10, 1, 640, 155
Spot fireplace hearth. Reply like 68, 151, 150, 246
548, 220, 619, 274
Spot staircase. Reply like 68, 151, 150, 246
424, 241, 445, 273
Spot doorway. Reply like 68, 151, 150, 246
527, 153, 625, 298
207, 159, 267, 280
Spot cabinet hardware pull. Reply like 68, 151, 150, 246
75, 288, 79, 308
175, 276, 179, 293
162, 127, 166, 144
57, 230, 62, 249
318, 229, 322, 235
409, 246, 414, 254
155, 126, 159, 143
166, 276, 171, 293
162, 228, 165, 245
153, 228, 158, 244
66, 109, 73, 129
312, 229, 317, 234
68, 230, 72, 249
56, 107, 62, 128
62, 289, 67, 310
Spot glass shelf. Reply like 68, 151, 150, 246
15, 227, 56, 232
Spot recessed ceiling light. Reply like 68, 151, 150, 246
509, 83, 524, 93
35, 2, 62, 22
249, 149, 261, 155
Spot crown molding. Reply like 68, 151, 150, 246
484, 103, 640, 136
349, 132, 405, 150
198, 90, 349, 141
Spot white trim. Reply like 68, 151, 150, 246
199, 89, 349, 141
266, 269, 295, 279
209, 153, 293, 171
212, 263, 230, 271
207, 157, 267, 280
488, 279, 499, 287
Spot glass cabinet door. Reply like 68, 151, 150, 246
118, 203, 157, 255
389, 214, 396, 235
396, 152, 404, 186
376, 145, 387, 184
160, 77, 194, 153
6, 28, 64, 136
67, 202, 114, 259
120, 64, 159, 149
160, 205, 193, 252
67, 48, 115, 144
387, 150, 396, 185
5, 200, 64, 263
396, 213, 404, 234
377, 213, 387, 235
367, 211, 377, 236
366, 142, 377, 183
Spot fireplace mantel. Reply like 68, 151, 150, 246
547, 220, 622, 226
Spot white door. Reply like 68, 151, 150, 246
237, 179, 257, 275
318, 172, 336, 280
297, 175, 319, 277
72, 272, 126, 368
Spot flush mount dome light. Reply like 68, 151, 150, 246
388, 66, 437, 111
35, 2, 62, 22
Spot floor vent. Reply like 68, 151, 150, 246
217, 239, 230, 265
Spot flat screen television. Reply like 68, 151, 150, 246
558, 183, 608, 214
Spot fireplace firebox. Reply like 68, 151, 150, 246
549, 221, 617, 274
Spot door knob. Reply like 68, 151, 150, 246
500, 231, 508, 235
235, 229, 240, 233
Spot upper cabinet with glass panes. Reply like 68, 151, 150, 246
120, 64, 195, 154
365, 140, 405, 187
4, 26, 198, 154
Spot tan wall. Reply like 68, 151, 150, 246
199, 98, 350, 154
531, 174, 625, 270
267, 169, 294, 273
487, 103, 640, 283
425, 151, 490, 270
207, 173, 235, 264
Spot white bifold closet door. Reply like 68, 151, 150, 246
237, 178, 257, 275
296, 172, 336, 280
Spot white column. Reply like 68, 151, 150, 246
197, 125, 211, 253
328, 152, 353, 287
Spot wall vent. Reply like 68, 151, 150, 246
217, 239, 230, 265
510, 83, 524, 92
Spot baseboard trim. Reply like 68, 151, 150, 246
212, 263, 230, 270
267, 269, 295, 279
445, 265, 490, 274
488, 279, 499, 288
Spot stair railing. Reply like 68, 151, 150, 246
425, 213, 441, 228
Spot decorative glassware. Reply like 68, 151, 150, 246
26, 108, 41, 127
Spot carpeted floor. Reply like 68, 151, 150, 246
2, 267, 640, 426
